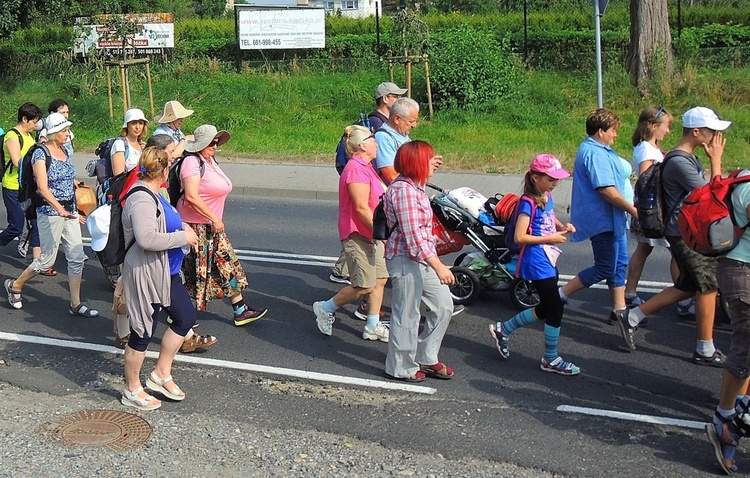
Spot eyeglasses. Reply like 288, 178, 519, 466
386, 94, 401, 99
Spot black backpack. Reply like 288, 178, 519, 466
17, 143, 52, 216
633, 150, 691, 239
0, 128, 24, 176
167, 153, 205, 207
92, 137, 129, 185
97, 184, 160, 269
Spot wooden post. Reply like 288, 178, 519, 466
424, 55, 433, 119
119, 62, 128, 113
106, 65, 114, 120
388, 59, 394, 83
145, 59, 155, 118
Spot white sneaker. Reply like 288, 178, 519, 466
313, 301, 335, 336
362, 322, 389, 342
677, 298, 695, 316
17, 231, 29, 258
625, 295, 645, 307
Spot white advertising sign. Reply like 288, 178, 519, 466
74, 13, 174, 56
237, 8, 325, 50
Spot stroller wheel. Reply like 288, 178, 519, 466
449, 266, 481, 305
510, 278, 540, 310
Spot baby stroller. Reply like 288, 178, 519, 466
428, 184, 540, 309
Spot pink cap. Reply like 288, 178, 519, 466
530, 154, 569, 179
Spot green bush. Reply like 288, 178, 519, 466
427, 26, 524, 111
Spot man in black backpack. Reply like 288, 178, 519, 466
615, 107, 730, 366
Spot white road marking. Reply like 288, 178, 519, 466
80, 239, 676, 293
0, 332, 436, 395
557, 404, 705, 430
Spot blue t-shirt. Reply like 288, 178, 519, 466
374, 123, 410, 172
158, 195, 185, 275
570, 136, 629, 241
516, 194, 558, 281
32, 148, 76, 217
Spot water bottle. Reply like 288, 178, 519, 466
644, 192, 656, 210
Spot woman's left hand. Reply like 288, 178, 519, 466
78, 215, 86, 225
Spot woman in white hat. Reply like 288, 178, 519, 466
177, 124, 267, 326
110, 108, 148, 176
4, 112, 97, 317
152, 100, 194, 158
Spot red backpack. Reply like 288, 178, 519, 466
677, 170, 750, 256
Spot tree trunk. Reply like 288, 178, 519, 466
627, 0, 674, 92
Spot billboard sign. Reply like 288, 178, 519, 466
236, 7, 325, 50
74, 13, 174, 57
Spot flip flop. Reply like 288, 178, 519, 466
40, 269, 57, 276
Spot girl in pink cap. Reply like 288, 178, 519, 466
488, 154, 580, 375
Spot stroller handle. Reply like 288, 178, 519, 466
426, 182, 445, 193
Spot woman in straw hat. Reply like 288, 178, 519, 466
152, 100, 195, 158
177, 124, 268, 326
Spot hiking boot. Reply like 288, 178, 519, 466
677, 297, 696, 317
694, 349, 726, 367
329, 272, 351, 285
233, 307, 267, 326
488, 322, 509, 359
313, 301, 335, 336
540, 357, 580, 376
362, 322, 389, 342
614, 309, 637, 352
706, 413, 741, 474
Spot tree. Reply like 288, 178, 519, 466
627, 0, 674, 92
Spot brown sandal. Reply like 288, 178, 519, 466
180, 333, 217, 353
114, 334, 130, 349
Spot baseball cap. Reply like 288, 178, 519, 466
86, 205, 111, 252
530, 154, 570, 179
375, 82, 408, 100
682, 106, 731, 131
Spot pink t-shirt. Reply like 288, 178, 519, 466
176, 155, 233, 225
338, 155, 386, 240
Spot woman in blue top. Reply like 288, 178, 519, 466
489, 154, 578, 375
4, 113, 96, 317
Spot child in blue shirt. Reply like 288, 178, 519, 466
489, 154, 579, 375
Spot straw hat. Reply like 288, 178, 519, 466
154, 100, 194, 124
185, 124, 230, 153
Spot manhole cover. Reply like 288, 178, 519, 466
39, 409, 152, 451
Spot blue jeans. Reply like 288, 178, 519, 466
577, 232, 628, 288
0, 188, 24, 247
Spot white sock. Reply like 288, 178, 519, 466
625, 292, 638, 299
697, 339, 716, 357
628, 307, 646, 327
558, 287, 569, 304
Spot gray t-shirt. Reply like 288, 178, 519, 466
662, 150, 707, 236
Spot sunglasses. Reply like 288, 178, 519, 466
655, 106, 665, 118
362, 134, 376, 142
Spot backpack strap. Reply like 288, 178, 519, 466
123, 185, 161, 217
3, 128, 25, 175
660, 150, 693, 225
375, 127, 399, 150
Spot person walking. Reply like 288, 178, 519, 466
615, 106, 729, 366
489, 154, 579, 375
383, 140, 455, 382
4, 113, 97, 317
706, 167, 750, 474
312, 125, 389, 342
559, 108, 635, 326
177, 124, 267, 325
120, 147, 199, 411
152, 100, 195, 158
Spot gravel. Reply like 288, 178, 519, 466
0, 381, 561, 478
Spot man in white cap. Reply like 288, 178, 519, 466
615, 106, 730, 367
152, 100, 195, 158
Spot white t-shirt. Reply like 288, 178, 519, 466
632, 141, 664, 175
110, 138, 142, 172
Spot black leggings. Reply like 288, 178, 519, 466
532, 275, 564, 328
128, 274, 197, 352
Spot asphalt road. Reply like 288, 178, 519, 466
0, 195, 731, 477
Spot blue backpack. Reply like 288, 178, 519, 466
335, 113, 382, 175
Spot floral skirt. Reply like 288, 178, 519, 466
182, 223, 248, 311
